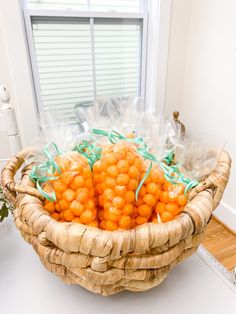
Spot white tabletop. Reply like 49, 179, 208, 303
0, 219, 236, 314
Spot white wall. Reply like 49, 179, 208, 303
166, 0, 236, 225
0, 0, 39, 149
0, 15, 11, 159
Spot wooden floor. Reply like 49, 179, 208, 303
203, 216, 236, 272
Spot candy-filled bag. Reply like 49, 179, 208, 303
133, 163, 163, 225
155, 182, 188, 223
93, 141, 143, 230
39, 151, 97, 227
134, 161, 189, 224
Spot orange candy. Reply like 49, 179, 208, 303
166, 203, 181, 216
151, 167, 164, 183
137, 204, 152, 217
122, 204, 133, 215
116, 174, 129, 186
139, 186, 147, 197
61, 171, 75, 185
178, 194, 188, 206
143, 194, 156, 207
160, 211, 174, 222
155, 202, 166, 214
63, 209, 75, 222
113, 196, 125, 209
58, 199, 70, 211
76, 188, 89, 203
104, 189, 115, 201
63, 189, 76, 202
106, 165, 119, 178
70, 201, 84, 216
44, 201, 55, 214
106, 220, 118, 231
146, 182, 158, 195
53, 180, 67, 193
117, 160, 129, 173
104, 177, 116, 188
114, 185, 127, 197
51, 212, 60, 221
80, 210, 94, 224
70, 175, 85, 190
159, 191, 169, 204
136, 216, 148, 225
119, 216, 131, 229
124, 191, 135, 203
127, 178, 138, 190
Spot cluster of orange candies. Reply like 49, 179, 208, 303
93, 142, 142, 230
44, 151, 98, 227
43, 143, 188, 230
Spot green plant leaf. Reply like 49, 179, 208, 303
0, 185, 13, 222
0, 203, 9, 222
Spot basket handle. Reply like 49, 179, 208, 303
1, 147, 44, 202
189, 150, 231, 209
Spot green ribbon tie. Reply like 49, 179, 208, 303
29, 142, 62, 201
73, 140, 102, 169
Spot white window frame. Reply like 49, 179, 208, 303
24, 9, 148, 119
0, 0, 172, 147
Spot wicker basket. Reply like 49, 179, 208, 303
1, 147, 231, 296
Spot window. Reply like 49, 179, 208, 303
23, 1, 147, 122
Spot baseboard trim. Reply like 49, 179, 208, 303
197, 245, 236, 293
214, 202, 236, 233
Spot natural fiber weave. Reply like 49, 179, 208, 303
1, 148, 231, 296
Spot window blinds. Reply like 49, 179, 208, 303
94, 19, 140, 98
31, 16, 142, 121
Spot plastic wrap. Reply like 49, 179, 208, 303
174, 133, 224, 182
29, 97, 223, 229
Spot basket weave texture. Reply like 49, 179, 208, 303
1, 148, 231, 296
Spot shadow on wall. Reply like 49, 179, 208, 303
0, 131, 10, 163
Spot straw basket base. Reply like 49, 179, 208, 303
15, 209, 203, 296
42, 247, 198, 296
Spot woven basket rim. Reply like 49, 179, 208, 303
1, 148, 231, 256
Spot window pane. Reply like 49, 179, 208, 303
94, 19, 141, 97
32, 17, 94, 121
26, 0, 141, 12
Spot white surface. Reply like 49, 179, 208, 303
165, 0, 236, 215
0, 219, 236, 314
